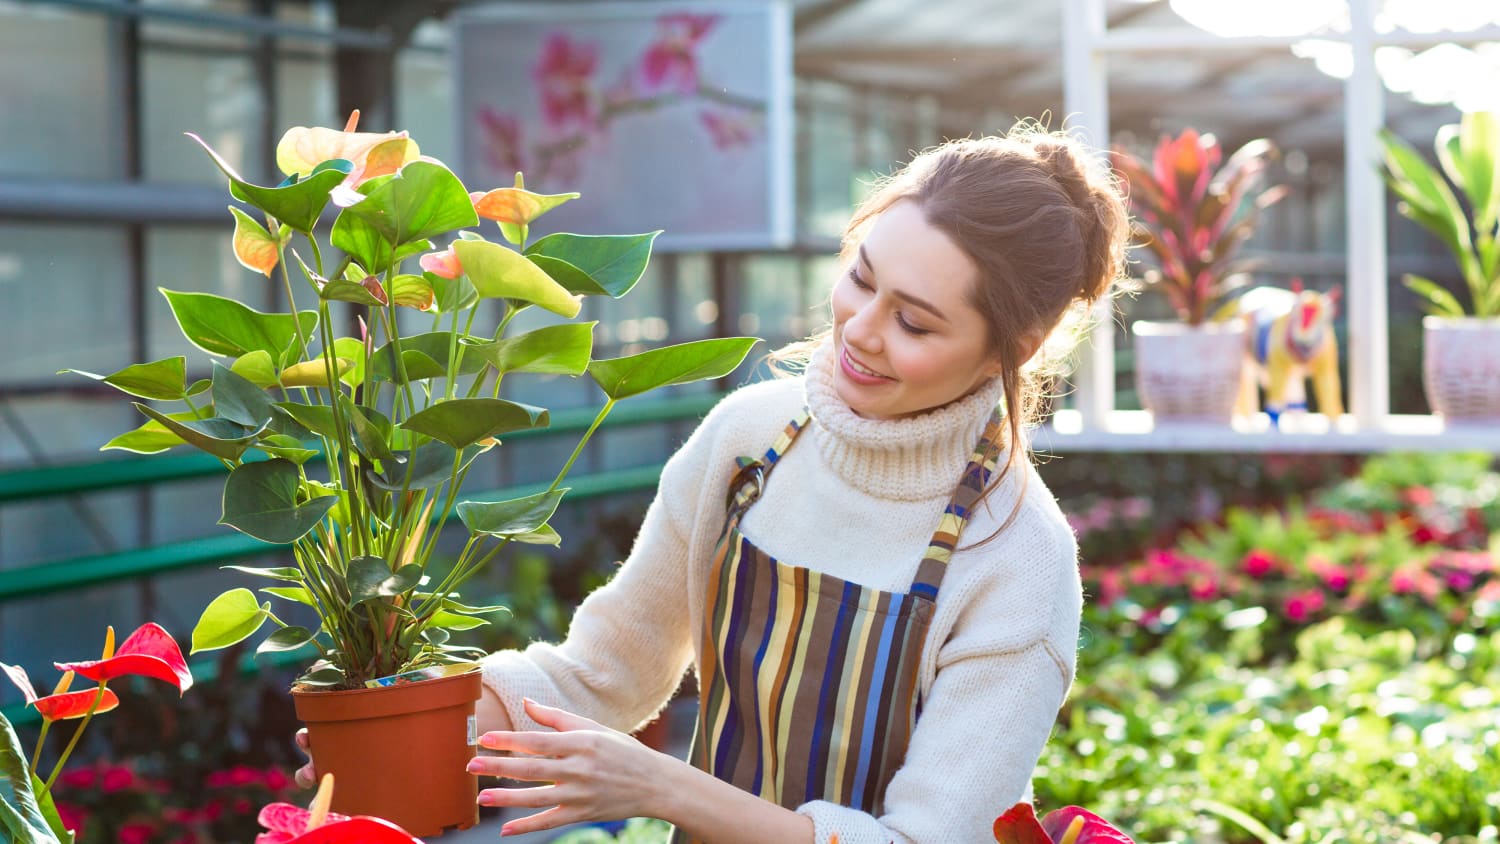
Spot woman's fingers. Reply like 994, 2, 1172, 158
293, 728, 317, 788
477, 728, 571, 755
522, 697, 603, 732
500, 805, 579, 837
468, 753, 564, 783
477, 783, 563, 809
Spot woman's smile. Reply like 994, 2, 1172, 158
839, 346, 893, 384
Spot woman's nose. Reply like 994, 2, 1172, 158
842, 301, 881, 353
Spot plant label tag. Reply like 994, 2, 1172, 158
468, 714, 479, 746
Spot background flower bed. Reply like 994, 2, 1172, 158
1040, 451, 1500, 843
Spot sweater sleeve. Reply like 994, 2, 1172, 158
794, 640, 1070, 844
479, 403, 726, 735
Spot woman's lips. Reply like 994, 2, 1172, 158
839, 347, 891, 385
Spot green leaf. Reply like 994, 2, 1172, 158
453, 239, 581, 318
132, 403, 265, 460
0, 713, 55, 844
401, 398, 549, 448
441, 598, 512, 616
160, 289, 318, 366
1403, 274, 1466, 317
1459, 111, 1500, 232
231, 350, 279, 389
525, 232, 661, 298
457, 488, 567, 538
426, 611, 488, 631
319, 277, 387, 307
31, 773, 72, 844
341, 396, 397, 462
330, 208, 398, 276
331, 337, 367, 388
370, 331, 488, 383
63, 357, 187, 401
255, 434, 319, 464
1379, 129, 1473, 261
211, 362, 274, 428
273, 403, 338, 439
511, 523, 562, 546
587, 337, 760, 400
346, 557, 421, 604
430, 272, 479, 314
219, 458, 337, 543
339, 160, 479, 248
296, 666, 346, 687
256, 626, 316, 654
191, 588, 270, 653
261, 586, 317, 607
365, 441, 479, 492
465, 322, 595, 376
390, 274, 436, 311
101, 411, 197, 454
189, 132, 348, 232
222, 564, 304, 581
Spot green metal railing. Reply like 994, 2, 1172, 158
0, 391, 724, 726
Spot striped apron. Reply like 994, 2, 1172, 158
670, 407, 1004, 842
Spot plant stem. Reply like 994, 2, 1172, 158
546, 398, 615, 496
317, 301, 366, 558
42, 684, 108, 794
29, 719, 52, 773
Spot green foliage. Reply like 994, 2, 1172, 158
552, 817, 673, 843
70, 120, 760, 688
1378, 111, 1500, 317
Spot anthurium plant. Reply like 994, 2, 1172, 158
1111, 128, 1287, 325
67, 112, 757, 690
256, 774, 423, 844
0, 623, 193, 844
1378, 110, 1500, 317
993, 802, 1134, 844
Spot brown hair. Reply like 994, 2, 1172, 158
779, 124, 1130, 541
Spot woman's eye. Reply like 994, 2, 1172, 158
896, 314, 932, 336
847, 268, 872, 290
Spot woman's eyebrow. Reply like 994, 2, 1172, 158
858, 244, 951, 323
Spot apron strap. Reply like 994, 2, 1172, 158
723, 409, 812, 520
910, 407, 1007, 598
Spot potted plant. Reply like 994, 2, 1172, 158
1378, 110, 1500, 423
1, 623, 193, 843
1111, 128, 1287, 423
65, 112, 757, 835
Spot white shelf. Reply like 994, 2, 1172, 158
1034, 411, 1500, 453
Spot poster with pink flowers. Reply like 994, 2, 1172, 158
454, 1, 794, 251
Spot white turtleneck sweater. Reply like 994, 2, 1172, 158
481, 343, 1082, 843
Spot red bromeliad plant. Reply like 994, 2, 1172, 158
994, 802, 1135, 844
256, 774, 422, 844
1111, 128, 1287, 325
0, 623, 192, 844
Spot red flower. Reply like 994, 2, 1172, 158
1282, 589, 1326, 623
640, 13, 719, 93
995, 802, 1135, 843
101, 764, 136, 793
120, 822, 158, 844
1, 663, 120, 721
699, 109, 756, 151
54, 622, 192, 694
257, 775, 425, 844
53, 801, 86, 839
1240, 549, 1278, 579
1401, 485, 1436, 508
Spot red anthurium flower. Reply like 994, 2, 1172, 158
55, 623, 193, 694
257, 775, 423, 844
2, 663, 121, 721
995, 803, 1135, 844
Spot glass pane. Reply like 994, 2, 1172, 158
398, 22, 456, 168
0, 223, 132, 384
144, 225, 276, 363
142, 16, 263, 185
0, 3, 119, 179
798, 81, 857, 240
277, 53, 337, 136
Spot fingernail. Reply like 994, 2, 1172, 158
500, 823, 514, 836
466, 760, 483, 773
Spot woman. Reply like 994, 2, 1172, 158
299, 126, 1129, 843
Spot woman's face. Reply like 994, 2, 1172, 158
829, 200, 1002, 420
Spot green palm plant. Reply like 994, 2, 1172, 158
1378, 110, 1500, 317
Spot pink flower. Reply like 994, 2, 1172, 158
699, 109, 756, 151
1401, 485, 1436, 508
1307, 555, 1352, 592
640, 13, 719, 93
419, 247, 462, 280
1282, 589, 1326, 623
534, 33, 598, 129
1188, 576, 1218, 601
58, 767, 97, 789
54, 801, 86, 838
1445, 569, 1477, 592
1241, 549, 1278, 579
120, 822, 158, 844
101, 764, 135, 793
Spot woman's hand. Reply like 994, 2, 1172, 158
470, 698, 672, 837
293, 728, 317, 789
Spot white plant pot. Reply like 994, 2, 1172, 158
1423, 316, 1500, 423
1132, 319, 1246, 423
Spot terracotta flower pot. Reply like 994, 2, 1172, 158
292, 668, 483, 837
1132, 319, 1247, 423
1422, 316, 1500, 423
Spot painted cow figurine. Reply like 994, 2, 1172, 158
1216, 280, 1344, 427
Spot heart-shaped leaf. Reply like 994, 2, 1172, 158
191, 588, 271, 653
160, 288, 318, 366
425, 611, 488, 631
273, 403, 338, 439
230, 206, 280, 276
219, 458, 337, 543
261, 586, 317, 607
257, 626, 316, 654
339, 160, 479, 247
231, 350, 279, 389
0, 715, 53, 844
189, 132, 348, 232
452, 239, 581, 318
65, 357, 187, 401
102, 411, 202, 454
587, 337, 759, 400
132, 403, 265, 460
465, 322, 595, 375
370, 331, 488, 383
212, 362, 274, 428
525, 232, 660, 298
457, 489, 567, 538
346, 557, 422, 604
401, 398, 549, 448
366, 441, 484, 491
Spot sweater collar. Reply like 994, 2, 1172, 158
801, 341, 1009, 501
